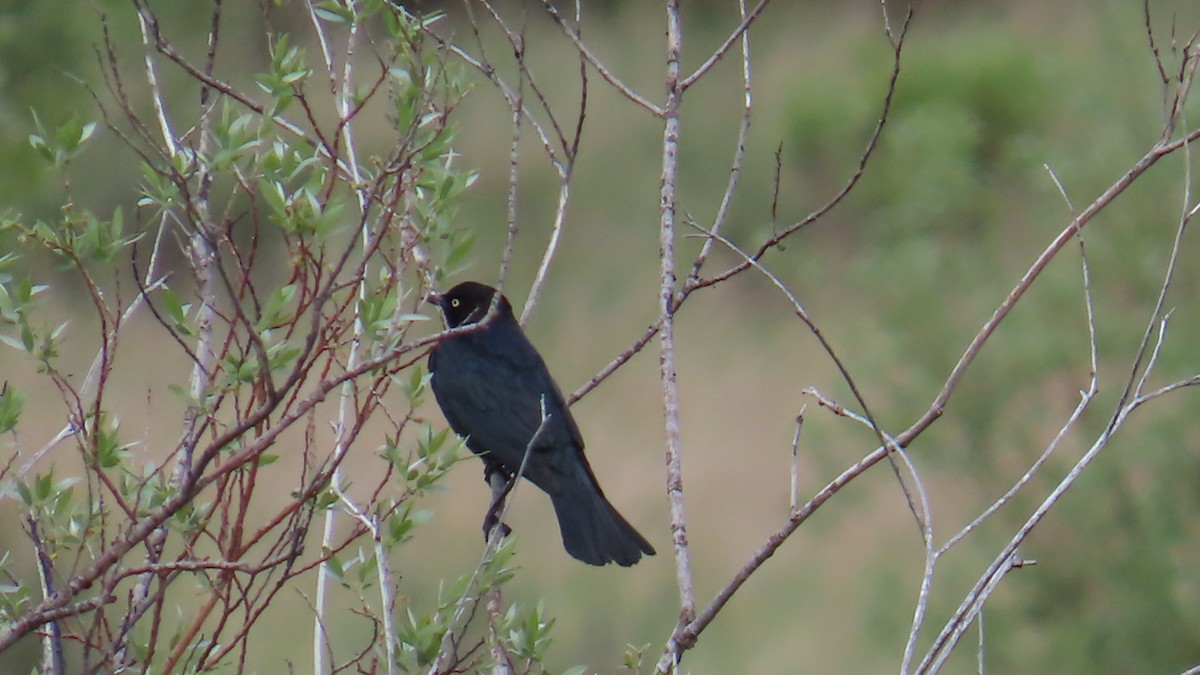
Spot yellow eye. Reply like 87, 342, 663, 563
450, 298, 460, 308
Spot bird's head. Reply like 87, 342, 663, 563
427, 281, 513, 328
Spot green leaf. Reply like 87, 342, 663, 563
312, 196, 345, 237
161, 287, 193, 333
138, 161, 179, 209
259, 284, 297, 329
0, 284, 12, 319
28, 112, 97, 167
167, 383, 199, 408
14, 479, 32, 506
313, 1, 354, 24
0, 385, 26, 434
259, 180, 288, 219
34, 471, 53, 502
326, 553, 345, 582
20, 323, 35, 352
0, 334, 26, 351
445, 231, 476, 270
266, 342, 301, 372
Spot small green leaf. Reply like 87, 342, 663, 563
0, 385, 26, 434
313, 1, 354, 24
161, 287, 187, 325
0, 334, 26, 351
326, 553, 345, 582
259, 284, 297, 328
167, 383, 198, 407
14, 479, 32, 506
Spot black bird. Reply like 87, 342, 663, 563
427, 281, 655, 567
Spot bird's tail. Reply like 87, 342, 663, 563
549, 483, 655, 567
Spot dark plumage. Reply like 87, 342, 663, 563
427, 281, 655, 567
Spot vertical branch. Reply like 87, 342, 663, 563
486, 584, 516, 674
121, 2, 223, 671
657, 2, 695, 672
30, 518, 64, 675
306, 0, 379, 672
495, 27, 525, 305
181, 0, 222, 476
131, 0, 221, 474
789, 410, 804, 511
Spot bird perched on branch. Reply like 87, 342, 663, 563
427, 281, 655, 567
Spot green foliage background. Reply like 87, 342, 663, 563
1, 0, 1199, 672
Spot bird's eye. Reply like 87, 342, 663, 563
450, 298, 460, 308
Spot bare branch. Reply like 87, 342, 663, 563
539, 0, 664, 116
680, 0, 770, 90
687, 0, 755, 283
650, 4, 703, 672
697, 3, 913, 288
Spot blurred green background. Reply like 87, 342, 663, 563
2, 0, 1200, 672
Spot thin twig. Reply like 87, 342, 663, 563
789, 410, 804, 512
692, 226, 924, 531
680, 0, 770, 90
896, 129, 1199, 454
919, 65, 1200, 668
934, 164, 1100, 559
696, 4, 913, 289
431, 402, 553, 675
539, 0, 664, 116
404, 5, 569, 176
687, 0, 754, 283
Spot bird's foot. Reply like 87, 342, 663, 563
482, 468, 515, 543
482, 511, 513, 542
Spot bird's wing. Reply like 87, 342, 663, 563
487, 331, 606, 495
431, 344, 577, 466
476, 322, 586, 451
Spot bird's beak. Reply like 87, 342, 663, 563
425, 291, 443, 307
